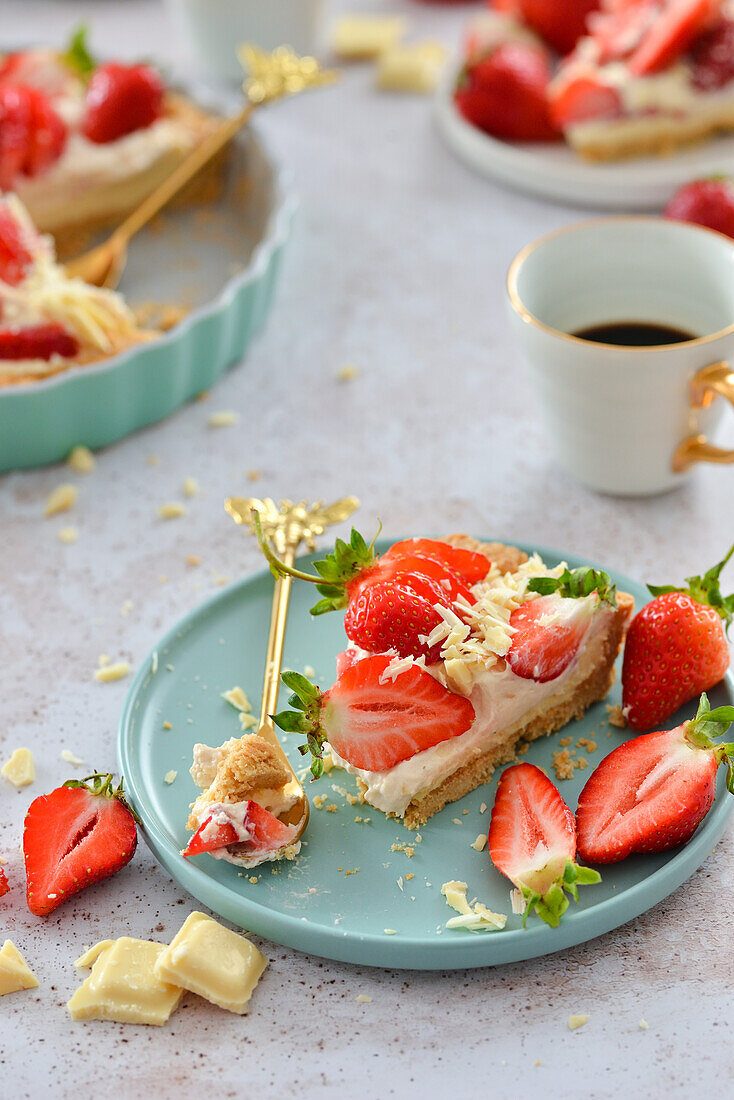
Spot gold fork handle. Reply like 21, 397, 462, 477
110, 102, 255, 246
259, 545, 297, 728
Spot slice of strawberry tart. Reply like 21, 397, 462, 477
183, 734, 301, 868
549, 0, 734, 159
0, 193, 151, 385
271, 533, 634, 828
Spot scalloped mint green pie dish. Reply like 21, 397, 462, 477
119, 542, 734, 970
0, 126, 294, 472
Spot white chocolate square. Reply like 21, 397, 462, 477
67, 937, 183, 1025
154, 911, 267, 1014
333, 16, 405, 59
377, 42, 447, 94
0, 940, 39, 996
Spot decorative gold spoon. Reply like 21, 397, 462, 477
65, 45, 338, 288
224, 495, 359, 837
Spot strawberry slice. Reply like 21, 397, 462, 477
0, 867, 9, 897
517, 0, 602, 56
0, 84, 67, 189
182, 801, 297, 859
628, 0, 719, 75
344, 575, 450, 662
507, 595, 589, 681
182, 817, 239, 856
587, 1, 660, 63
576, 694, 734, 862
82, 62, 164, 144
550, 76, 623, 128
336, 647, 361, 677
382, 538, 491, 586
0, 323, 79, 361
0, 206, 32, 286
488, 763, 601, 927
23, 773, 138, 917
274, 656, 476, 776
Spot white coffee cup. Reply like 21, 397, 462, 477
165, 0, 328, 83
507, 217, 734, 496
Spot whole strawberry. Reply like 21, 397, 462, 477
577, 693, 734, 862
664, 177, 734, 240
622, 543, 733, 731
454, 42, 560, 142
24, 773, 138, 916
82, 62, 164, 144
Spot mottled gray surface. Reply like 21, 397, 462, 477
2, 1, 733, 1097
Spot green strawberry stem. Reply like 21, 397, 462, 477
526, 565, 617, 606
253, 510, 381, 615
684, 694, 734, 793
63, 25, 97, 78
63, 772, 141, 823
519, 860, 601, 929
272, 671, 328, 779
648, 541, 734, 630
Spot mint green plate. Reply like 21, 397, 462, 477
119, 543, 734, 969
0, 126, 294, 472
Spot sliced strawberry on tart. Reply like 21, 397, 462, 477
0, 27, 220, 247
269, 530, 634, 828
0, 192, 151, 385
548, 0, 734, 159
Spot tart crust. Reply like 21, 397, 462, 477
567, 103, 734, 162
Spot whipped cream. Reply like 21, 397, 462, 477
328, 593, 614, 817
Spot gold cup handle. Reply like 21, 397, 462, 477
672, 361, 734, 473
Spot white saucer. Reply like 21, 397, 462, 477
435, 64, 734, 211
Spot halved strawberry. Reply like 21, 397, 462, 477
550, 75, 623, 128
628, 0, 719, 75
455, 43, 561, 142
0, 206, 32, 286
82, 62, 164, 144
0, 323, 79, 361
343, 575, 449, 662
382, 538, 491, 586
0, 84, 67, 189
336, 647, 361, 677
23, 773, 138, 917
576, 694, 734, 862
182, 801, 297, 858
488, 763, 600, 927
274, 656, 475, 776
0, 867, 9, 897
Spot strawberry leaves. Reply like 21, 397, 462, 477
62, 772, 141, 823
310, 527, 380, 615
527, 566, 617, 606
685, 693, 734, 793
518, 860, 601, 929
647, 542, 734, 630
63, 25, 97, 78
273, 671, 327, 778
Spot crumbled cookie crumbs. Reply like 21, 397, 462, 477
326, 804, 338, 813
552, 747, 577, 780
94, 662, 130, 683
147, 454, 160, 466
120, 599, 134, 617
162, 721, 172, 730
67, 445, 96, 474
471, 834, 487, 852
186, 554, 202, 566
559, 736, 573, 747
182, 476, 199, 498
337, 364, 359, 382
45, 484, 77, 517
516, 741, 530, 755
462, 809, 469, 815
207, 410, 238, 428
345, 868, 359, 876
164, 770, 177, 785
314, 795, 328, 809
249, 876, 259, 885
246, 469, 261, 482
405, 873, 414, 881
452, 818, 462, 825
158, 502, 185, 520
577, 737, 597, 752
57, 526, 78, 544
577, 757, 588, 769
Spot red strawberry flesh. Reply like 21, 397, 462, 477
0, 867, 8, 897
628, 0, 718, 75
507, 595, 590, 682
664, 177, 734, 239
0, 206, 32, 285
323, 654, 475, 771
455, 43, 560, 143
183, 801, 297, 858
82, 62, 164, 144
0, 323, 79, 361
383, 538, 491, 586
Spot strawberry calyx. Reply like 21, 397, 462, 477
272, 671, 327, 778
62, 772, 141, 823
683, 693, 734, 792
254, 510, 381, 615
526, 565, 617, 606
647, 542, 734, 630
518, 859, 601, 929
62, 25, 97, 79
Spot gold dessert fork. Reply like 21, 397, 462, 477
65, 45, 338, 289
224, 495, 359, 839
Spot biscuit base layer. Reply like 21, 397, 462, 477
567, 105, 734, 162
397, 589, 634, 829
